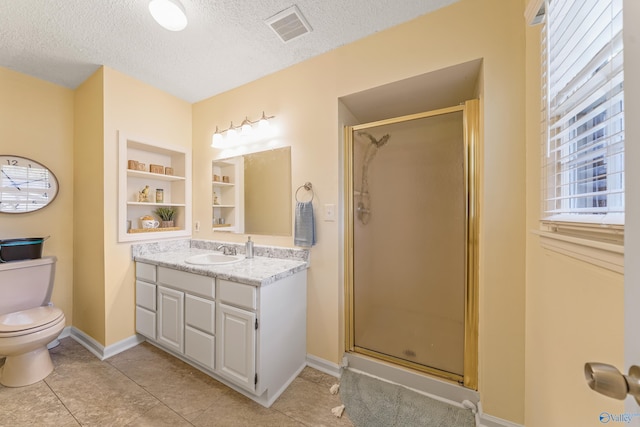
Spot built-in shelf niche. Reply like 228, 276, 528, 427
212, 157, 244, 233
118, 131, 192, 242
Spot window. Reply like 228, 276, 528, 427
542, 0, 624, 228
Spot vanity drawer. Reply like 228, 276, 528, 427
136, 306, 156, 340
136, 280, 156, 311
218, 279, 256, 311
186, 294, 215, 334
185, 326, 215, 370
136, 262, 156, 283
157, 267, 215, 299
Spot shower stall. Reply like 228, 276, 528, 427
344, 100, 479, 389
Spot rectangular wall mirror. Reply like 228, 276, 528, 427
212, 147, 291, 236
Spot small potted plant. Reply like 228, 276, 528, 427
153, 206, 176, 228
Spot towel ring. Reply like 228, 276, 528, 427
295, 182, 314, 202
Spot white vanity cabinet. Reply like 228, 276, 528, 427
133, 259, 307, 408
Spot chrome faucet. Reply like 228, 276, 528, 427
216, 245, 237, 256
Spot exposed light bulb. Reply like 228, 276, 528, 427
226, 123, 238, 140
211, 133, 223, 147
241, 118, 253, 136
149, 0, 188, 32
258, 111, 271, 130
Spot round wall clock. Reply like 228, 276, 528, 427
0, 155, 59, 214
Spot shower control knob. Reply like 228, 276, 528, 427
584, 362, 640, 404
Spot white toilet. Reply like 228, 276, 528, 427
0, 256, 66, 387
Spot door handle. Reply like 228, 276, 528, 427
585, 362, 640, 404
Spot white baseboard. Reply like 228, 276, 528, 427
479, 412, 524, 427
69, 327, 144, 361
306, 354, 342, 378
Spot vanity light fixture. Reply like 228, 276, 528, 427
211, 112, 275, 147
149, 0, 188, 32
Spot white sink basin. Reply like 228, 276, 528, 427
184, 253, 245, 265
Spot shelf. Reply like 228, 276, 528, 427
212, 224, 233, 229
212, 204, 234, 208
128, 202, 186, 207
212, 181, 234, 187
128, 169, 185, 181
129, 227, 181, 233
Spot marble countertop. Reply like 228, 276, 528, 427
134, 248, 308, 287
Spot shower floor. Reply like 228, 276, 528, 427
355, 305, 464, 376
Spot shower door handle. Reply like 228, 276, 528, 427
584, 362, 640, 404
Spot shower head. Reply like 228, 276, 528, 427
358, 132, 390, 148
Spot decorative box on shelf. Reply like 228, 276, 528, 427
150, 164, 164, 174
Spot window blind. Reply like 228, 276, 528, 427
542, 0, 624, 225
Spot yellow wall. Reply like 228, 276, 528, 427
193, 0, 526, 422
524, 9, 625, 427
102, 67, 192, 345
73, 68, 106, 342
0, 67, 75, 324
72, 66, 192, 346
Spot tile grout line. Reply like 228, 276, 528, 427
43, 378, 82, 426
105, 358, 196, 426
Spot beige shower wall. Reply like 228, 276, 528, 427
193, 0, 525, 422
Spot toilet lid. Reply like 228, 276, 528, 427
0, 306, 64, 334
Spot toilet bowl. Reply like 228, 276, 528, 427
0, 257, 66, 387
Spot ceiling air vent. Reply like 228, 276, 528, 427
265, 5, 312, 43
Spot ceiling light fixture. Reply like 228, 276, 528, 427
149, 0, 188, 32
211, 112, 276, 147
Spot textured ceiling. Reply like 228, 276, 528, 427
0, 0, 459, 103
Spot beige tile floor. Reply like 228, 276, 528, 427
0, 338, 353, 426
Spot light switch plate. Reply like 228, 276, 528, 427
324, 204, 336, 221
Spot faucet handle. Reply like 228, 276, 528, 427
216, 245, 236, 256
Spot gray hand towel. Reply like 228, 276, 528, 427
294, 201, 316, 247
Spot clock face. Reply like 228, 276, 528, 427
0, 155, 59, 214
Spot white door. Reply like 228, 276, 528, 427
157, 286, 184, 353
216, 303, 256, 391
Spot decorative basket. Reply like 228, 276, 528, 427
0, 237, 47, 262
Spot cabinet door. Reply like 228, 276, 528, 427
157, 286, 184, 353
216, 303, 256, 391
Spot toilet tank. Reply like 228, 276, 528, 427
0, 256, 57, 316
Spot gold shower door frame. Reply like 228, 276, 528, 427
344, 100, 479, 389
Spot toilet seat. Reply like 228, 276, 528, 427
0, 306, 64, 337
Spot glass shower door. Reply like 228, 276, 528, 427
346, 102, 478, 386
